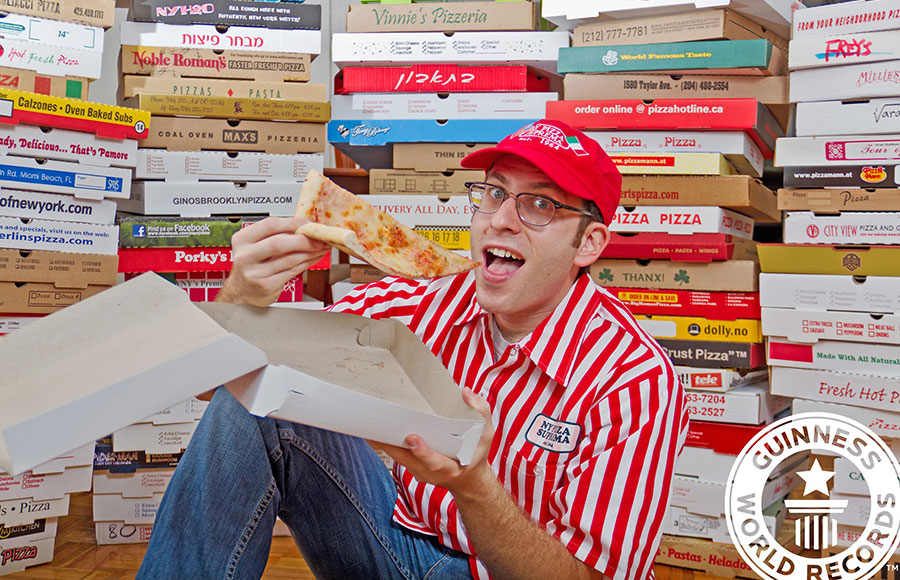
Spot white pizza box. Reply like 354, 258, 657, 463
0, 495, 69, 527
0, 12, 103, 51
767, 337, 900, 378
832, 457, 868, 496
760, 273, 900, 314
790, 59, 900, 103
0, 216, 118, 256
662, 501, 783, 543
793, 397, 900, 443
611, 206, 755, 238
92, 469, 174, 499
796, 101, 900, 137
792, 0, 900, 40
541, 0, 800, 37
783, 211, 900, 245
0, 155, 131, 201
119, 181, 303, 218
92, 491, 164, 525
196, 303, 486, 465
0, 188, 117, 225
27, 443, 93, 476
331, 31, 569, 74
111, 421, 198, 455
135, 150, 324, 183
0, 316, 39, 334
136, 398, 208, 426
676, 367, 768, 393
120, 21, 322, 55
671, 454, 803, 517
771, 366, 900, 412
763, 307, 900, 344
331, 93, 556, 121
0, 536, 54, 574
790, 29, 900, 71
676, 445, 740, 482
0, 125, 137, 168
94, 521, 154, 545
775, 135, 900, 166
587, 130, 764, 177
0, 37, 101, 78
331, 280, 364, 303
0, 518, 58, 546
365, 195, 475, 227
0, 465, 91, 502
0, 274, 268, 475
686, 382, 790, 424
826, 492, 874, 528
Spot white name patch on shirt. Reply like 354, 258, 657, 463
526, 414, 581, 453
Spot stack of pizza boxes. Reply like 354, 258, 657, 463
539, 1, 807, 574
0, 444, 95, 574
329, 0, 566, 297
762, 0, 900, 558
116, 0, 329, 304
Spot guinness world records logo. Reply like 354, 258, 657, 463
725, 413, 900, 580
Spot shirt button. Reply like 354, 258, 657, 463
510, 346, 519, 356
534, 466, 544, 477
439, 522, 448, 533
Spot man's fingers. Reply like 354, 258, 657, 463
232, 216, 307, 245
236, 232, 327, 267
259, 248, 329, 279
462, 388, 492, 424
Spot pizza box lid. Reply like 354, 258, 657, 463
684, 420, 766, 454
197, 302, 485, 465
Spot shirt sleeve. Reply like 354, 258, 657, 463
327, 276, 429, 324
545, 348, 687, 580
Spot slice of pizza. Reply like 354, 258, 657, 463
295, 170, 480, 279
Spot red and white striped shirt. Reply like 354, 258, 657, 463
330, 272, 687, 580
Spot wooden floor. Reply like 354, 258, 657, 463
7, 492, 314, 579
6, 492, 727, 579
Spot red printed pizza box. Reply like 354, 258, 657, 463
0, 88, 149, 141
606, 287, 761, 320
546, 98, 781, 158
611, 206, 754, 238
684, 419, 766, 454
603, 232, 757, 262
675, 367, 767, 393
767, 337, 900, 378
172, 271, 303, 303
334, 65, 553, 94
118, 247, 232, 273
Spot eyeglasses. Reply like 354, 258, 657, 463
465, 182, 599, 227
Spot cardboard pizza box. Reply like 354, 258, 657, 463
135, 150, 323, 182
346, 1, 539, 32
0, 537, 55, 574
332, 93, 555, 121
120, 22, 322, 55
0, 495, 70, 527
0, 125, 137, 168
92, 492, 164, 525
120, 46, 312, 82
620, 175, 778, 223
564, 73, 789, 104
0, 156, 131, 201
590, 259, 759, 291
0, 0, 114, 27
328, 118, 533, 147
636, 314, 762, 343
832, 457, 868, 496
792, 398, 900, 442
93, 443, 184, 474
762, 307, 900, 345
0, 189, 116, 225
683, 381, 790, 425
790, 29, 900, 71
783, 211, 900, 245
0, 38, 102, 79
92, 469, 174, 499
0, 12, 103, 52
125, 94, 331, 123
393, 143, 493, 172
778, 188, 900, 212
760, 273, 900, 314
331, 31, 569, 74
609, 152, 737, 176
141, 117, 326, 154
611, 206, 754, 238
0, 465, 91, 502
675, 367, 767, 393
795, 100, 900, 137
0, 216, 119, 255
95, 522, 154, 545
782, 165, 900, 189
602, 233, 758, 263
116, 247, 234, 273
117, 216, 258, 248
662, 501, 783, 543
119, 181, 303, 217
368, 169, 481, 196
138, 398, 207, 426
197, 303, 486, 465
0, 67, 88, 100
121, 76, 327, 101
672, 460, 798, 518
767, 337, 900, 378
776, 135, 900, 167
112, 421, 198, 455
758, 244, 900, 276
559, 39, 785, 76
608, 286, 761, 319
771, 366, 900, 412
655, 533, 758, 578
792, 0, 900, 40
335, 65, 554, 94
0, 249, 116, 287
790, 59, 900, 103
655, 338, 765, 368
130, 0, 322, 29
574, 8, 787, 50
0, 282, 110, 314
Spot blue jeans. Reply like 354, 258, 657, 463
136, 388, 473, 580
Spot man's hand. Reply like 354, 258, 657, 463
377, 388, 496, 497
216, 217, 329, 306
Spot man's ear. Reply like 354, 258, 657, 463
574, 222, 610, 268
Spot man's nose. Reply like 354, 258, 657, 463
490, 194, 521, 231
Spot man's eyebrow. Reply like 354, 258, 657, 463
486, 172, 559, 192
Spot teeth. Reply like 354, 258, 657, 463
487, 247, 524, 261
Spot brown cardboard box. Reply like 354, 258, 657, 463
369, 169, 481, 195
121, 46, 312, 82
347, 1, 539, 32
777, 188, 900, 212
758, 244, 900, 276
350, 264, 388, 284
121, 76, 327, 101
0, 283, 111, 314
0, 67, 88, 100
141, 117, 326, 153
125, 94, 331, 123
0, 0, 114, 27
591, 259, 759, 291
574, 9, 788, 52
393, 143, 494, 172
621, 175, 780, 223
0, 250, 117, 288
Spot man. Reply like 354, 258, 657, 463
137, 120, 686, 580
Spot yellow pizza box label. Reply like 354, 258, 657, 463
635, 314, 761, 342
413, 227, 471, 251
121, 75, 327, 101
130, 93, 330, 122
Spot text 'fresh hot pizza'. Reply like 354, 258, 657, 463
295, 170, 480, 279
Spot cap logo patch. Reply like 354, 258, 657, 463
511, 123, 584, 156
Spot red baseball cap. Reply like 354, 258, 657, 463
460, 119, 621, 225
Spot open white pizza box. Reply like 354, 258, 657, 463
197, 302, 485, 465
0, 273, 484, 475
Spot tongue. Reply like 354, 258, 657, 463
487, 257, 523, 276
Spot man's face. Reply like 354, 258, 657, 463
470, 155, 599, 334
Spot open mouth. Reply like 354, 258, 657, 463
484, 246, 525, 277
